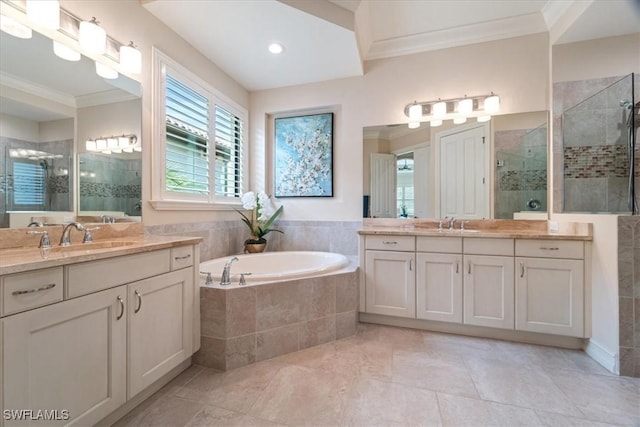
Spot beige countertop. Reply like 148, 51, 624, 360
358, 219, 593, 241
0, 235, 202, 275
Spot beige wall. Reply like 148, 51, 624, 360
77, 100, 141, 154
60, 0, 249, 227
251, 33, 550, 221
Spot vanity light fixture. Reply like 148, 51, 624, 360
404, 93, 500, 128
86, 134, 138, 154
25, 0, 59, 30
0, 14, 32, 38
79, 17, 106, 55
53, 40, 80, 61
120, 42, 142, 74
95, 61, 118, 79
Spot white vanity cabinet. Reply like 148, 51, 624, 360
415, 236, 463, 323
515, 239, 585, 337
3, 286, 128, 426
463, 238, 515, 330
364, 235, 416, 318
0, 242, 199, 426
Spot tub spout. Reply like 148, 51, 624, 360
220, 256, 239, 286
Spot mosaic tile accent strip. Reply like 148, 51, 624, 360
499, 170, 547, 191
564, 145, 639, 179
80, 182, 142, 198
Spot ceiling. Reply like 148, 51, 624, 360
143, 0, 639, 92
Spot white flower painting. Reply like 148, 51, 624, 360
274, 113, 333, 197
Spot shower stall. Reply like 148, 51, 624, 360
562, 73, 638, 214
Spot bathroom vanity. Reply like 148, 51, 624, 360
0, 227, 201, 426
358, 219, 592, 346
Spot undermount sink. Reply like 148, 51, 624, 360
49, 241, 138, 253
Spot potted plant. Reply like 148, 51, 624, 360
236, 191, 283, 253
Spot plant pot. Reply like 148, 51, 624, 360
244, 240, 267, 253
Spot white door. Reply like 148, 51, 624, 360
515, 257, 584, 337
365, 250, 415, 317
439, 123, 489, 219
128, 269, 193, 398
413, 146, 430, 218
370, 153, 396, 218
464, 255, 515, 329
416, 252, 462, 323
3, 286, 127, 426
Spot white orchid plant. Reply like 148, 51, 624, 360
237, 191, 284, 244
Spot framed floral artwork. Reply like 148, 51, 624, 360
274, 112, 333, 197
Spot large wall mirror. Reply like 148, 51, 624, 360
0, 24, 141, 228
363, 111, 548, 220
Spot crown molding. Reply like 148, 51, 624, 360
76, 89, 140, 108
0, 71, 76, 108
365, 12, 548, 61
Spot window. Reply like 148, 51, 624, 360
13, 160, 46, 209
152, 48, 247, 209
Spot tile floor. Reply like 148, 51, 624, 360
113, 323, 640, 427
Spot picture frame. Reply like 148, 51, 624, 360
274, 112, 334, 197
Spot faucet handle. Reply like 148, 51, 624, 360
200, 271, 213, 285
26, 230, 51, 249
83, 227, 100, 243
239, 272, 252, 286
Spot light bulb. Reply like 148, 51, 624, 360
96, 62, 118, 79
86, 140, 97, 151
26, 0, 60, 30
95, 139, 107, 150
484, 95, 500, 113
477, 115, 491, 123
53, 41, 80, 61
453, 117, 467, 124
457, 98, 473, 115
120, 42, 142, 74
430, 119, 443, 127
0, 15, 32, 39
408, 104, 422, 120
107, 138, 118, 149
79, 17, 106, 54
268, 43, 284, 54
432, 101, 447, 117
408, 120, 420, 129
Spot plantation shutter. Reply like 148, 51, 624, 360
13, 161, 45, 206
214, 105, 243, 198
165, 74, 210, 195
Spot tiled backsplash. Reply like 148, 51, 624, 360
564, 145, 636, 179
146, 220, 362, 262
618, 215, 640, 377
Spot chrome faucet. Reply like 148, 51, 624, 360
27, 221, 43, 227
448, 216, 456, 230
59, 222, 85, 246
220, 256, 239, 286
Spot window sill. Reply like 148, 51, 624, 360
149, 199, 241, 211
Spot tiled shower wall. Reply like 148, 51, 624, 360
618, 216, 640, 377
146, 219, 361, 262
495, 128, 547, 219
553, 74, 639, 213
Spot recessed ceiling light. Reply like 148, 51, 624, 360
268, 42, 284, 54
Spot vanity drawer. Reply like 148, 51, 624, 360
66, 249, 171, 298
464, 238, 514, 256
365, 235, 415, 252
171, 245, 194, 270
516, 239, 584, 259
417, 236, 462, 253
2, 267, 64, 317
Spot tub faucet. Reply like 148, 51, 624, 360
220, 256, 239, 286
59, 222, 85, 246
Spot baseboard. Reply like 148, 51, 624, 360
584, 339, 618, 374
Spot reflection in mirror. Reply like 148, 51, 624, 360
363, 111, 548, 220
0, 23, 142, 227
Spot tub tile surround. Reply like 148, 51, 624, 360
618, 216, 640, 377
195, 269, 359, 371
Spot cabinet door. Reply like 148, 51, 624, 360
3, 286, 127, 426
516, 257, 584, 337
365, 250, 415, 318
464, 255, 514, 329
128, 268, 193, 398
416, 253, 462, 323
